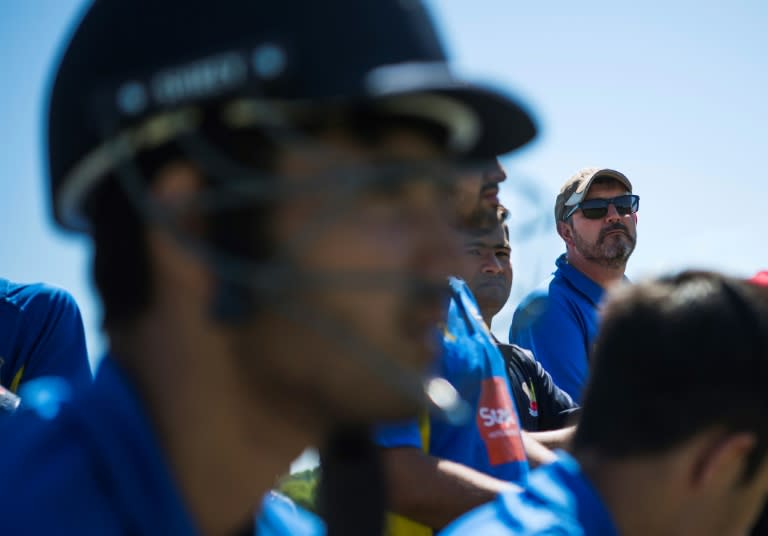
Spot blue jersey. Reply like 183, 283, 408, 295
441, 451, 619, 536
0, 355, 322, 535
510, 254, 604, 402
376, 278, 528, 481
257, 493, 325, 535
0, 278, 91, 392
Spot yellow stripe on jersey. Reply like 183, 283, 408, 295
10, 366, 24, 393
385, 409, 434, 536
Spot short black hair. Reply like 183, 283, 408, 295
574, 270, 768, 483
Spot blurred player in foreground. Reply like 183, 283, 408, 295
0, 1, 537, 534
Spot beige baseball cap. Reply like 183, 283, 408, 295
554, 167, 632, 222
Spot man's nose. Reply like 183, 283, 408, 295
483, 158, 507, 186
418, 200, 464, 279
482, 253, 503, 274
604, 203, 622, 222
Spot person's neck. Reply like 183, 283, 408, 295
110, 304, 322, 536
564, 252, 626, 289
575, 449, 691, 536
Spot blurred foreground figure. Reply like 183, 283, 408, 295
0, 1, 536, 534
445, 271, 768, 536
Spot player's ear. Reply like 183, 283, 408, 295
150, 161, 203, 204
145, 162, 212, 291
557, 220, 574, 246
146, 161, 207, 235
690, 430, 756, 490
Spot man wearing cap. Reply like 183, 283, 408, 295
0, 1, 537, 535
509, 168, 638, 402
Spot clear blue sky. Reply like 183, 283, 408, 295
1, 0, 766, 362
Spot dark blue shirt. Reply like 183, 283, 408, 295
510, 254, 603, 403
0, 355, 323, 535
0, 278, 91, 392
441, 452, 619, 536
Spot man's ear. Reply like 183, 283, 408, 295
557, 220, 575, 246
690, 431, 756, 490
150, 161, 202, 205
147, 161, 206, 234
145, 162, 211, 294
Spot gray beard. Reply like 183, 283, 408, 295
573, 229, 636, 270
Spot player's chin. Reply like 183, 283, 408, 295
332, 378, 423, 423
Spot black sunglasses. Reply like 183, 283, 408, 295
564, 194, 640, 220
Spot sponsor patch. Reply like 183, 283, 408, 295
477, 377, 526, 465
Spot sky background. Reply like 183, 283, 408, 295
0, 0, 766, 364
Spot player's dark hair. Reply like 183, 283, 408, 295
573, 270, 768, 484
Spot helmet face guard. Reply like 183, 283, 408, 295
97, 111, 471, 421
48, 0, 535, 422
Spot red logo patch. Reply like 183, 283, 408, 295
476, 377, 526, 465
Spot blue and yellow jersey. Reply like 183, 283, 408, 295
0, 278, 91, 394
377, 277, 529, 535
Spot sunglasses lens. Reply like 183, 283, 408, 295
613, 195, 634, 215
577, 195, 638, 219
578, 199, 608, 219
581, 207, 606, 219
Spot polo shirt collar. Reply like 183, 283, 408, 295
555, 253, 604, 306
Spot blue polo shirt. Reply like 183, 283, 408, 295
0, 278, 91, 392
510, 254, 603, 403
441, 451, 619, 536
375, 278, 528, 482
0, 355, 323, 535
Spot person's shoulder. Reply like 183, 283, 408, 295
512, 278, 574, 336
496, 342, 537, 373
257, 492, 325, 535
440, 495, 518, 535
1, 279, 80, 317
497, 342, 536, 363
515, 263, 583, 313
442, 489, 572, 535
516, 274, 555, 307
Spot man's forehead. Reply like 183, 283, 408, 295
584, 180, 630, 199
462, 224, 508, 246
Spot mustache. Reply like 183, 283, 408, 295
480, 181, 500, 193
599, 222, 633, 242
476, 273, 507, 284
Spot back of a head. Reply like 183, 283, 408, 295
574, 271, 768, 480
